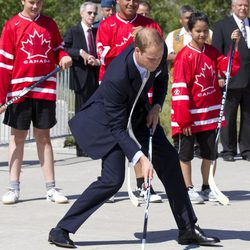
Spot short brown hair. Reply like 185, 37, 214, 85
134, 28, 163, 53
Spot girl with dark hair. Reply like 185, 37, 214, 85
171, 12, 241, 204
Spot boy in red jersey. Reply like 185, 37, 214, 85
171, 12, 240, 204
0, 0, 72, 204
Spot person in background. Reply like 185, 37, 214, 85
165, 5, 196, 65
64, 1, 100, 157
0, 0, 72, 204
96, 0, 162, 203
93, 0, 116, 28
171, 12, 241, 204
48, 28, 220, 249
212, 0, 250, 162
137, 1, 151, 17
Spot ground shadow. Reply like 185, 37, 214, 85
75, 228, 250, 247
106, 191, 168, 204
223, 190, 250, 202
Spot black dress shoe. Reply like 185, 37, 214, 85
178, 225, 220, 246
76, 151, 88, 157
242, 155, 250, 161
222, 155, 235, 162
49, 228, 76, 248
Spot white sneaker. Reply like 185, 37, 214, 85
136, 185, 162, 203
46, 188, 68, 204
187, 187, 204, 204
148, 193, 162, 203
2, 188, 19, 204
200, 188, 218, 202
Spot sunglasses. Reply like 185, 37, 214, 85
87, 11, 98, 16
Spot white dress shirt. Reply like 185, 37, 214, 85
80, 22, 93, 54
165, 27, 192, 55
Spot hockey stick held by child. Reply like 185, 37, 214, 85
0, 66, 61, 114
209, 32, 240, 206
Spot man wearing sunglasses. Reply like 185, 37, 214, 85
64, 1, 100, 157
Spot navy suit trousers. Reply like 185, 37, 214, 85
57, 124, 197, 233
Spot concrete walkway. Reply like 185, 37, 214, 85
0, 139, 250, 250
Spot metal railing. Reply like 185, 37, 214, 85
0, 69, 75, 145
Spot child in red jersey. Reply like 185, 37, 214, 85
0, 0, 72, 205
171, 12, 241, 204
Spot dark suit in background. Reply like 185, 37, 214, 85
55, 43, 197, 234
64, 22, 99, 156
212, 15, 250, 160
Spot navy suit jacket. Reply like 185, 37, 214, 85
212, 16, 250, 89
69, 44, 168, 161
64, 22, 99, 91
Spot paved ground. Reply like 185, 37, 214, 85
0, 139, 250, 250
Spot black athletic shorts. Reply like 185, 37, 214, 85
173, 130, 217, 161
3, 98, 56, 130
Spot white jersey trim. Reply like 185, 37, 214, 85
172, 95, 189, 101
115, 13, 138, 24
7, 87, 56, 97
18, 13, 40, 22
11, 76, 56, 85
172, 82, 187, 88
0, 62, 13, 70
0, 49, 14, 60
190, 105, 221, 114
171, 116, 225, 127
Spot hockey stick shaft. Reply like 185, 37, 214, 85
215, 41, 235, 142
126, 74, 149, 207
209, 42, 235, 205
2, 66, 61, 108
141, 128, 153, 250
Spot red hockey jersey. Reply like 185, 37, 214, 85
171, 43, 240, 137
96, 13, 163, 82
0, 13, 68, 104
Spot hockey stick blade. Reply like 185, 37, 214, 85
209, 161, 229, 205
127, 160, 142, 207
3, 66, 61, 108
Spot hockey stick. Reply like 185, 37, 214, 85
126, 72, 149, 207
208, 42, 235, 206
126, 106, 144, 207
141, 128, 153, 250
1, 66, 61, 109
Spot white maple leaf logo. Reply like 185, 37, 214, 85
194, 63, 216, 92
21, 30, 51, 59
116, 34, 132, 47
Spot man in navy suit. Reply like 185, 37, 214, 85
212, 0, 250, 162
49, 28, 220, 248
64, 1, 100, 157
